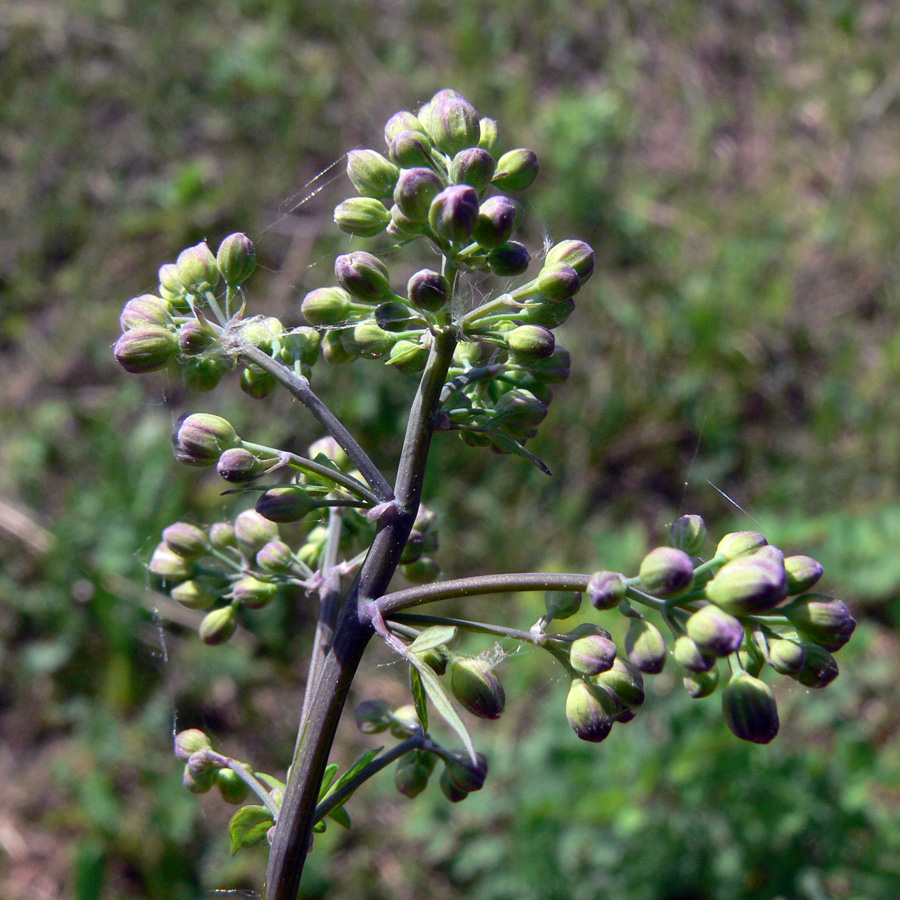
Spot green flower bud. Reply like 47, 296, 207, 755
395, 755, 431, 799
487, 240, 531, 276
639, 546, 694, 597
215, 767, 250, 804
387, 202, 425, 238
595, 658, 645, 709
544, 239, 595, 283
280, 327, 322, 368
683, 666, 720, 699
234, 509, 279, 551
716, 531, 768, 561
704, 554, 787, 616
388, 130, 434, 169
334, 197, 391, 237
472, 195, 518, 248
216, 233, 256, 286
492, 148, 539, 191
158, 263, 184, 299
346, 149, 399, 198
384, 110, 427, 143
172, 413, 239, 466
428, 185, 480, 244
216, 448, 269, 483
408, 268, 450, 312
439, 767, 470, 803
393, 167, 443, 222
415, 643, 449, 675
341, 321, 395, 359
114, 324, 178, 373
685, 605, 745, 657
544, 589, 582, 621
425, 92, 480, 156
399, 529, 425, 565
375, 301, 416, 332
209, 522, 236, 549
442, 750, 488, 793
477, 116, 501, 154
170, 579, 217, 610
566, 679, 615, 743
183, 763, 217, 794
721, 673, 779, 744
386, 340, 429, 375
783, 593, 855, 652
535, 262, 581, 302
450, 148, 496, 192
518, 297, 576, 329
175, 242, 219, 292
199, 605, 238, 645
120, 294, 172, 330
335, 251, 392, 302
519, 344, 571, 384
673, 635, 716, 673
321, 329, 356, 365
240, 365, 276, 399
570, 633, 617, 676
354, 699, 392, 734
149, 542, 194, 581
163, 522, 209, 559
450, 657, 505, 719
175, 728, 212, 760
301, 286, 353, 326
784, 555, 824, 594
389, 704, 422, 738
767, 638, 806, 675
587, 571, 627, 610
232, 575, 279, 609
181, 356, 228, 393
507, 325, 555, 359
625, 619, 667, 674
669, 515, 707, 556
255, 486, 320, 523
739, 637, 766, 677
255, 540, 293, 573
237, 316, 283, 351
794, 642, 839, 688
495, 388, 548, 429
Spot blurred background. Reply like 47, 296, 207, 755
3, 1, 900, 898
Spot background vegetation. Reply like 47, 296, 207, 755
3, 1, 900, 898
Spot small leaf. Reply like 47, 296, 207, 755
329, 748, 382, 795
328, 806, 352, 829
312, 821, 327, 833
484, 428, 552, 475
257, 773, 285, 792
410, 624, 458, 653
318, 763, 340, 799
229, 806, 275, 855
410, 666, 429, 732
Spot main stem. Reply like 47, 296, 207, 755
264, 328, 457, 900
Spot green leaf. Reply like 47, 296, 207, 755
483, 428, 552, 475
318, 763, 340, 799
410, 624, 458, 653
328, 806, 352, 829
312, 821, 327, 833
229, 805, 275, 855
406, 653, 477, 765
410, 665, 429, 732
329, 747, 382, 795
257, 773, 286, 792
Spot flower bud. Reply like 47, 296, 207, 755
321, 329, 356, 365
240, 366, 276, 400
384, 110, 427, 142
234, 509, 279, 551
673, 635, 716, 672
402, 555, 441, 584
163, 522, 209, 559
335, 251, 392, 302
669, 515, 707, 556
408, 269, 450, 312
487, 240, 531, 276
449, 657, 505, 719
721, 673, 779, 744
216, 233, 256, 286
256, 486, 319, 523
442, 750, 488, 793
175, 728, 212, 760
587, 571, 626, 610
639, 547, 694, 597
492, 148, 539, 191
186, 747, 214, 779
389, 704, 422, 738
794, 642, 839, 688
544, 589, 582, 621
439, 768, 470, 803
394, 754, 431, 798
175, 242, 219, 292
216, 767, 250, 804
738, 638, 765, 677
716, 531, 768, 561
522, 344, 571, 384
114, 324, 178, 373
425, 92, 480, 155
217, 448, 269, 483
767, 638, 806, 675
477, 116, 501, 154
209, 522, 236, 549
495, 389, 548, 429
471, 195, 518, 248
301, 286, 353, 326
565, 679, 615, 742
625, 619, 667, 674
415, 644, 449, 676
784, 555, 824, 595
173, 413, 239, 466
199, 605, 238, 645
238, 316, 284, 351
346, 149, 399, 199
704, 554, 787, 616
595, 658, 645, 709
388, 130, 434, 169
334, 197, 391, 237
341, 321, 394, 359
544, 239, 595, 283
170, 579, 217, 610
387, 340, 429, 375
428, 185, 480, 244
535, 263, 581, 302
570, 633, 617, 676
685, 605, 745, 657
375, 301, 415, 332
398, 529, 424, 565
177, 320, 216, 356
783, 593, 855, 652
182, 357, 228, 392
149, 542, 194, 581
450, 148, 496, 192
683, 666, 720, 699
255, 540, 293, 574
120, 294, 172, 330
393, 167, 443, 222
183, 763, 216, 794
507, 325, 555, 359
232, 575, 279, 609
280, 327, 322, 368
518, 297, 576, 329
354, 699, 392, 734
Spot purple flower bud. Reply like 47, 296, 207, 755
487, 240, 531, 276
673, 635, 716, 672
685, 605, 745, 657
442, 750, 489, 793
256, 540, 294, 573
425, 93, 481, 156
449, 657, 505, 719
198, 606, 237, 645
587, 571, 627, 610
595, 658, 645, 709
255, 486, 320, 523
669, 515, 707, 556
535, 262, 581, 302
335, 251, 392, 302
393, 167, 444, 222
388, 130, 434, 169
767, 638, 806, 675
704, 553, 788, 616
472, 195, 519, 248
333, 198, 391, 237
565, 679, 615, 742
119, 294, 172, 331
716, 531, 768, 560
428, 185, 480, 244
721, 673, 779, 744
507, 325, 555, 359
408, 269, 450, 312
544, 239, 595, 283
450, 148, 496, 192
794, 642, 839, 688
216, 233, 256, 286
384, 110, 427, 143
232, 575, 279, 609
683, 667, 720, 698
570, 633, 617, 676
149, 542, 194, 581
784, 555, 824, 595
163, 522, 209, 559
639, 547, 694, 597
543, 589, 582, 621
354, 699, 392, 734
114, 325, 178, 374
175, 728, 211, 760
346, 149, 399, 199
172, 413, 239, 466
217, 448, 269, 483
177, 320, 216, 355
783, 593, 855, 652
301, 287, 353, 326
175, 242, 219, 292
234, 509, 279, 551
625, 619, 667, 674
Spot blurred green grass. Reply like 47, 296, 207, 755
3, 1, 900, 898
